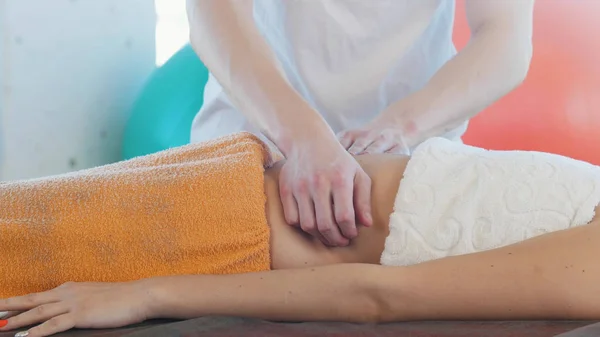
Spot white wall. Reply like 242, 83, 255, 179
0, 0, 156, 180
0, 0, 7, 177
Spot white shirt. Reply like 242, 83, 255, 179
191, 0, 468, 148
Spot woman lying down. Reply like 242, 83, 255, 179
0, 132, 599, 337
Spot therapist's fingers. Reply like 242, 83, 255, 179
348, 136, 376, 155
337, 131, 355, 150
297, 188, 330, 245
279, 173, 300, 226
386, 143, 411, 155
363, 138, 394, 154
331, 174, 359, 241
313, 187, 348, 247
296, 194, 322, 242
353, 170, 373, 227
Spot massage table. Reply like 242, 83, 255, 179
0, 319, 596, 337
11, 0, 598, 336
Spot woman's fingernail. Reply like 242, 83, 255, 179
15, 331, 29, 337
0, 320, 7, 328
0, 311, 8, 319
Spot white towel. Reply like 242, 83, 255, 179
380, 138, 600, 266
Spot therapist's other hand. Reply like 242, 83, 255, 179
279, 141, 373, 247
338, 121, 412, 155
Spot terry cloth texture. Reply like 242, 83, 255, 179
381, 137, 600, 266
0, 132, 273, 297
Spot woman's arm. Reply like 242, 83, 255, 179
383, 221, 600, 321
147, 263, 390, 323
151, 221, 600, 322
0, 265, 394, 336
3, 222, 600, 336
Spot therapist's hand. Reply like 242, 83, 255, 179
337, 118, 413, 155
279, 140, 373, 247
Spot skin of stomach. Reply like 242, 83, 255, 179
263, 154, 410, 270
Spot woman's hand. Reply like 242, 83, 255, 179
0, 281, 153, 337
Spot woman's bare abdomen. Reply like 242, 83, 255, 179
264, 154, 410, 270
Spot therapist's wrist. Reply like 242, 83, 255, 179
377, 106, 422, 149
278, 132, 341, 159
272, 119, 340, 159
383, 86, 455, 148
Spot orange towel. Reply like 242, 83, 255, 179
0, 132, 274, 297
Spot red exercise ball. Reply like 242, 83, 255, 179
455, 0, 600, 165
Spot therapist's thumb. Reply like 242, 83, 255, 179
353, 169, 373, 227
337, 130, 354, 150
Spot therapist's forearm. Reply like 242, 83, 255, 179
186, 0, 337, 155
387, 27, 532, 145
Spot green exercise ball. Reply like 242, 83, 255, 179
122, 44, 209, 160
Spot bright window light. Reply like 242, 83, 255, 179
155, 0, 189, 66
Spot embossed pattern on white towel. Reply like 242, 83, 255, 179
380, 138, 600, 266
